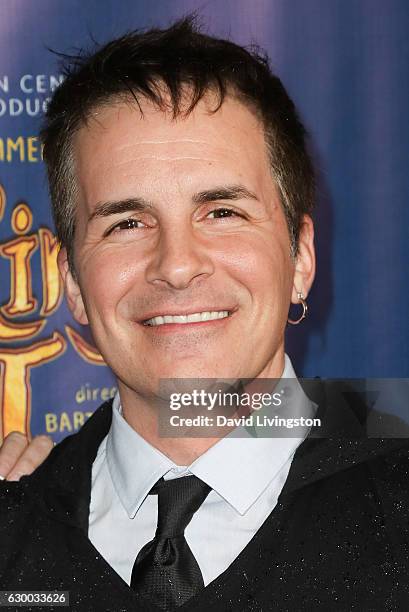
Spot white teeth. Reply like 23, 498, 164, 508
143, 310, 230, 326
173, 315, 187, 323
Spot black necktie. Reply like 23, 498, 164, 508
130, 475, 211, 610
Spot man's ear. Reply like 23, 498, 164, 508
57, 247, 89, 325
291, 215, 316, 303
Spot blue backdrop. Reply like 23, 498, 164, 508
0, 0, 408, 441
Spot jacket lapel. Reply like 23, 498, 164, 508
27, 400, 114, 532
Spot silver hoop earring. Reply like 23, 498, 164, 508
287, 292, 308, 325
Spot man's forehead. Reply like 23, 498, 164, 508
70, 94, 275, 212
74, 92, 266, 153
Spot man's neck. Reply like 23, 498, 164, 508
119, 352, 287, 465
120, 391, 221, 465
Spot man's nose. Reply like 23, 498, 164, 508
145, 224, 214, 289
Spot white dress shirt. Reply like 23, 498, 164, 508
88, 355, 315, 586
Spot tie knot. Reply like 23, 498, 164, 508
151, 475, 210, 539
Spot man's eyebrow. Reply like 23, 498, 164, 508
192, 185, 258, 204
88, 197, 152, 222
88, 185, 258, 222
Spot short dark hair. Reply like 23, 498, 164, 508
41, 16, 315, 270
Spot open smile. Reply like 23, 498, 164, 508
141, 309, 236, 329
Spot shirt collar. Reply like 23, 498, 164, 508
107, 396, 175, 518
187, 354, 315, 514
107, 354, 315, 518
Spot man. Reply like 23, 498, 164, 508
1, 17, 409, 611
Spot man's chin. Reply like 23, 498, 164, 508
154, 368, 227, 383
148, 364, 245, 394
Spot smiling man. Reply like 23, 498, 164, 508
1, 17, 409, 612
61, 91, 314, 464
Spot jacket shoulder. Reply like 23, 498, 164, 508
0, 480, 32, 546
0, 479, 27, 510
369, 442, 409, 487
366, 444, 409, 552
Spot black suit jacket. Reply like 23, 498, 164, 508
1, 381, 409, 611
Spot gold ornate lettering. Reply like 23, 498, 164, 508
0, 332, 66, 439
0, 311, 45, 342
39, 228, 63, 316
11, 202, 33, 235
0, 234, 39, 316
65, 325, 105, 365
0, 183, 5, 222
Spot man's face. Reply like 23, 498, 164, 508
59, 95, 315, 399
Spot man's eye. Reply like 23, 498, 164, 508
207, 208, 241, 219
107, 218, 144, 235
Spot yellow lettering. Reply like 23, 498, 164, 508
0, 332, 66, 439
75, 386, 85, 404
27, 137, 40, 162
45, 413, 58, 433
0, 235, 39, 316
73, 411, 85, 429
11, 202, 32, 235
0, 138, 43, 163
6, 137, 24, 162
65, 325, 105, 365
0, 183, 5, 222
100, 387, 110, 401
59, 412, 72, 432
0, 310, 45, 342
0, 190, 45, 340
39, 228, 62, 316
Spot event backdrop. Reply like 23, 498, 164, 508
0, 0, 408, 442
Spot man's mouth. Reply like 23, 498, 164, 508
142, 310, 231, 326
